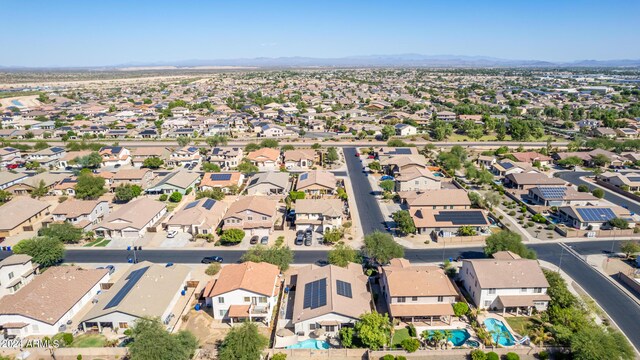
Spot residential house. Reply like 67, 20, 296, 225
166, 198, 228, 235
395, 123, 417, 136
130, 147, 170, 168
209, 147, 243, 169
459, 252, 550, 315
50, 199, 110, 231
511, 152, 552, 166
288, 263, 370, 337
0, 147, 21, 166
283, 149, 317, 170
94, 197, 166, 238
0, 198, 51, 238
204, 262, 281, 325
6, 173, 66, 196
0, 255, 38, 297
395, 167, 441, 192
260, 124, 285, 137
380, 259, 458, 325
527, 186, 598, 207
246, 148, 281, 171
405, 189, 471, 209
592, 127, 617, 139
198, 172, 243, 193
168, 146, 202, 167
25, 146, 66, 167
294, 199, 343, 233
146, 171, 200, 195
600, 172, 640, 192
557, 205, 634, 230
245, 172, 290, 196
81, 262, 190, 332
476, 155, 497, 169
222, 196, 278, 237
98, 146, 131, 167
295, 171, 338, 196
411, 208, 490, 236
380, 155, 428, 176
111, 168, 154, 190
491, 160, 533, 176
503, 173, 566, 190
615, 128, 638, 138
0, 267, 109, 338
374, 147, 420, 162
0, 172, 28, 191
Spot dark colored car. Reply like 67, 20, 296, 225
250, 235, 259, 244
260, 236, 269, 245
304, 236, 312, 246
201, 256, 223, 264
295, 230, 304, 245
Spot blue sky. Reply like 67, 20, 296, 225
2, 0, 639, 67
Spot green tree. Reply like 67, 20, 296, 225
557, 156, 583, 168
391, 210, 416, 235
220, 229, 245, 245
400, 338, 420, 353
363, 231, 404, 264
115, 184, 143, 203
452, 302, 469, 317
13, 236, 65, 267
608, 217, 629, 229
484, 231, 536, 259
327, 243, 359, 267
379, 180, 395, 192
591, 154, 610, 167
326, 147, 339, 163
577, 184, 590, 192
281, 144, 295, 151
31, 179, 48, 198
620, 241, 640, 258
0, 190, 11, 203
259, 139, 279, 149
176, 136, 191, 147
354, 312, 391, 350
339, 326, 354, 348
322, 227, 344, 244
129, 317, 198, 360
75, 152, 102, 169
169, 191, 183, 202
74, 173, 106, 200
591, 188, 604, 199
570, 326, 634, 360
368, 161, 381, 172
381, 125, 395, 140
237, 160, 259, 174
143, 157, 164, 169
38, 222, 83, 244
240, 245, 293, 271
311, 143, 322, 150
196, 188, 225, 200
206, 135, 229, 147
202, 162, 221, 172
218, 321, 268, 360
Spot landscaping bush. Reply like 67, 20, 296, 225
396, 357, 406, 360
470, 349, 486, 360
453, 302, 470, 317
407, 323, 416, 337
159, 194, 168, 201
531, 213, 547, 223
508, 211, 516, 216
591, 188, 604, 199
527, 221, 534, 227
272, 353, 287, 360
400, 338, 420, 353
505, 353, 520, 360
219, 229, 245, 244
546, 224, 556, 230
169, 191, 183, 202
536, 351, 549, 360
577, 184, 589, 192
486, 352, 499, 360
205, 263, 221, 276
381, 355, 395, 360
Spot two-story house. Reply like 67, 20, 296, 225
50, 199, 110, 231
25, 146, 66, 168
209, 147, 243, 169
246, 148, 281, 171
204, 261, 281, 325
98, 146, 131, 167
294, 199, 343, 233
0, 255, 38, 297
0, 147, 22, 167
295, 171, 338, 196
168, 146, 202, 167
458, 251, 550, 316
380, 258, 459, 325
222, 196, 277, 237
283, 149, 317, 170
394, 167, 441, 192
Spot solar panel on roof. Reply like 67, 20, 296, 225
576, 208, 616, 222
434, 211, 488, 225
538, 187, 567, 199
627, 177, 640, 182
499, 162, 514, 170
4, 147, 16, 152
300, 173, 308, 181
393, 148, 412, 155
336, 280, 352, 298
303, 278, 327, 309
50, 147, 65, 153
210, 173, 232, 181
104, 266, 149, 309
203, 198, 216, 210
212, 148, 221, 155
188, 147, 198, 152
184, 200, 199, 210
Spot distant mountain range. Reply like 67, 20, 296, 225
4, 54, 640, 69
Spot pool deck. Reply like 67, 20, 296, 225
479, 313, 523, 346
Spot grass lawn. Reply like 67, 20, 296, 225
71, 334, 107, 348
505, 316, 538, 336
83, 238, 102, 247
94, 239, 111, 247
392, 327, 412, 346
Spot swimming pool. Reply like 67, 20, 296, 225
426, 329, 470, 347
483, 318, 515, 346
433, 172, 444, 177
11, 100, 23, 107
286, 339, 330, 349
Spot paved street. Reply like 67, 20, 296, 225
555, 171, 640, 214
343, 147, 388, 234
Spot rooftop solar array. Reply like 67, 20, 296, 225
303, 278, 327, 309
202, 198, 216, 210
184, 200, 199, 210
434, 211, 488, 225
104, 266, 149, 309
210, 173, 232, 181
336, 280, 352, 298
576, 208, 616, 222
212, 148, 221, 155
499, 162, 514, 170
538, 187, 567, 199
627, 176, 640, 182
187, 146, 198, 152
50, 147, 65, 153
392, 148, 412, 155
4, 147, 17, 152
299, 173, 308, 181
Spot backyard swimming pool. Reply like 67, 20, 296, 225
286, 339, 330, 349
425, 329, 470, 347
483, 318, 515, 346
11, 100, 24, 107
433, 172, 444, 177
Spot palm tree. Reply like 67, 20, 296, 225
490, 328, 511, 348
429, 330, 446, 349
530, 326, 552, 348
442, 329, 453, 347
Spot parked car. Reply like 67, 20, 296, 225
167, 230, 178, 238
250, 235, 259, 245
355, 152, 360, 157
295, 230, 304, 245
5, 163, 18, 170
304, 236, 312, 246
201, 256, 223, 264
368, 155, 375, 159
114, 164, 121, 168
380, 175, 395, 181
260, 236, 269, 245
105, 265, 116, 275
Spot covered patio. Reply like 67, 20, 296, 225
496, 295, 551, 316
226, 304, 269, 325
390, 303, 455, 326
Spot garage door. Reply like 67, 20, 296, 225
251, 228, 270, 237
122, 230, 140, 238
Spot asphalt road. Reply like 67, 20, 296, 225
555, 171, 640, 214
343, 147, 388, 234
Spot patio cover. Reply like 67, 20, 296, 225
496, 294, 551, 308
227, 304, 251, 318
390, 303, 454, 317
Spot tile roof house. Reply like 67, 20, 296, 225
146, 170, 200, 195
94, 197, 166, 239
287, 263, 370, 337
395, 167, 441, 192
222, 196, 278, 237
0, 255, 38, 298
406, 189, 471, 209
247, 148, 281, 171
0, 172, 28, 191
0, 266, 109, 337
294, 199, 344, 233
283, 149, 317, 170
410, 208, 490, 236
168, 146, 202, 167
7, 172, 67, 196
380, 259, 459, 324
98, 146, 131, 167
503, 172, 566, 190
459, 252, 550, 315
527, 186, 598, 207
209, 147, 243, 169
557, 205, 634, 230
295, 171, 338, 195
166, 198, 228, 235
81, 262, 190, 332
199, 172, 244, 193
0, 197, 51, 238
510, 152, 553, 166
204, 261, 281, 325
50, 199, 110, 231
246, 172, 290, 196
111, 168, 154, 190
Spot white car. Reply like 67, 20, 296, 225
167, 230, 178, 238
